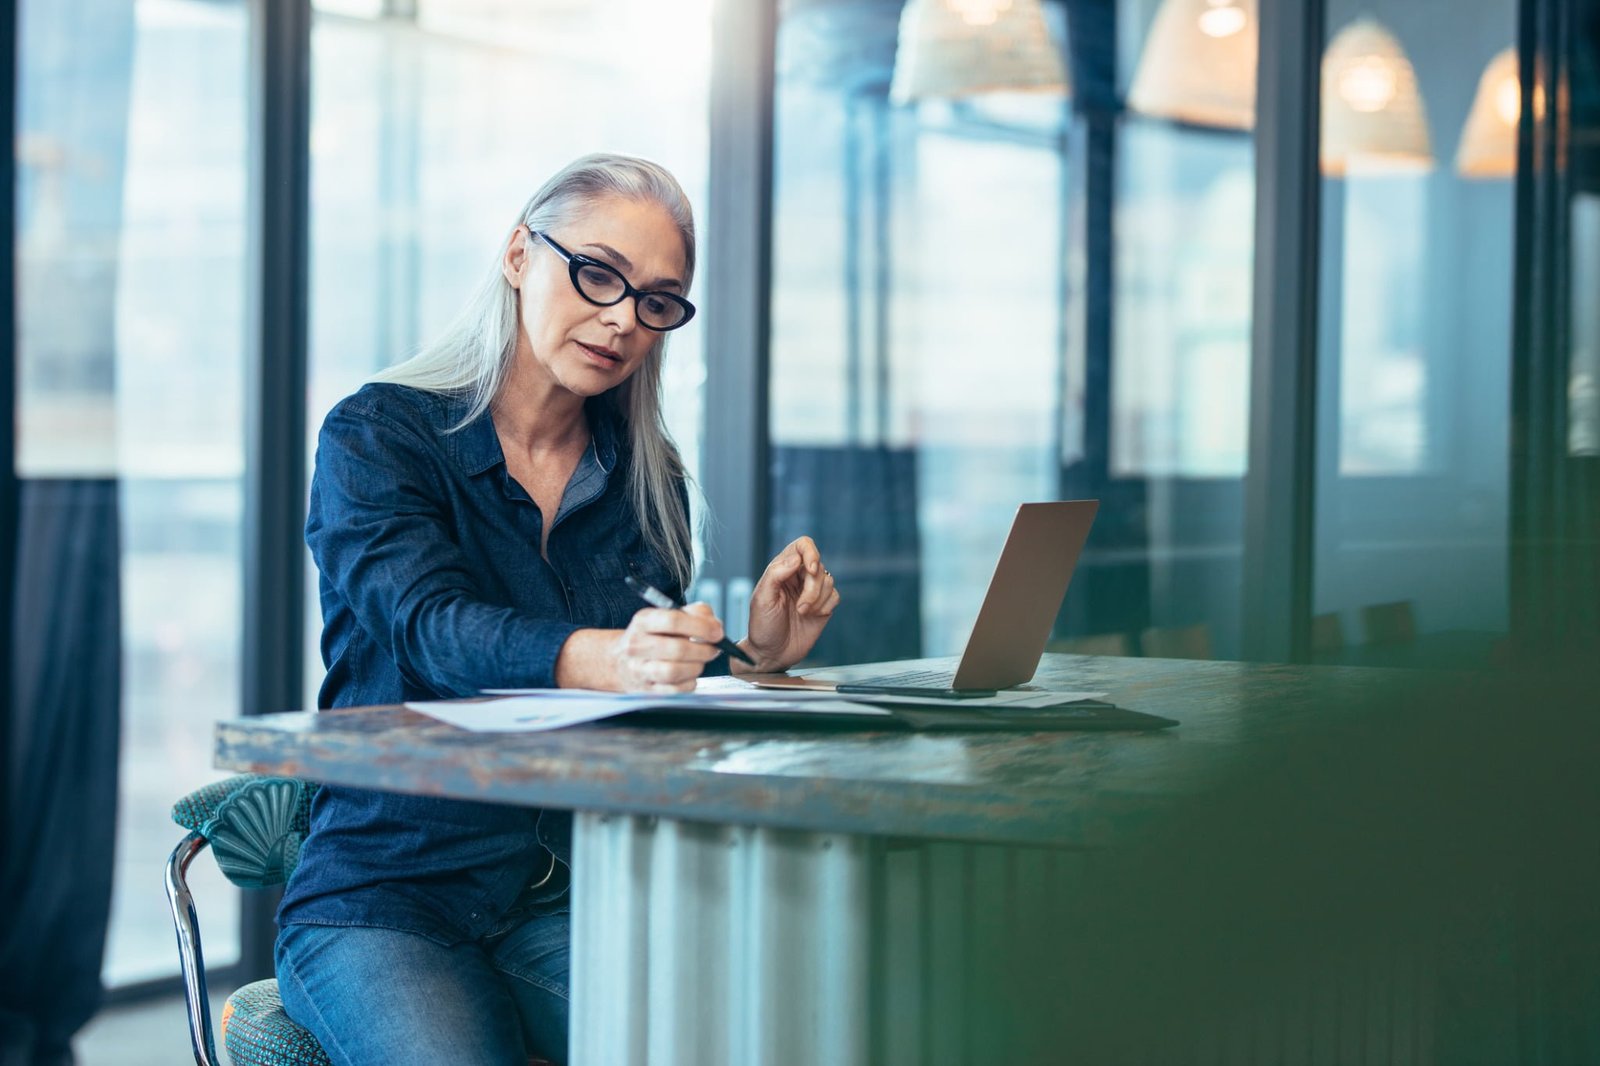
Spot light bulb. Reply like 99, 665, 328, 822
1197, 2, 1246, 39
1493, 76, 1519, 125
948, 0, 1013, 27
1337, 55, 1398, 113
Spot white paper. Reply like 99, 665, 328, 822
687, 676, 850, 700
855, 690, 1109, 708
638, 699, 894, 717
485, 677, 846, 700
743, 678, 1108, 708
409, 690, 893, 733
407, 695, 650, 732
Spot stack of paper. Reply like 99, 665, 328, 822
404, 674, 1109, 733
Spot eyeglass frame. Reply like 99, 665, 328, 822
528, 229, 696, 332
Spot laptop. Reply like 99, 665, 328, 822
754, 500, 1100, 699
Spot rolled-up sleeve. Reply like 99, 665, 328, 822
307, 403, 579, 697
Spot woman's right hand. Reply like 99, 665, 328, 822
553, 598, 723, 688
610, 602, 726, 693
556, 603, 726, 693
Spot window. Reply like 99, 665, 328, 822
16, 0, 249, 986
769, 0, 1258, 663
1312, 0, 1518, 658
771, 3, 1071, 662
1112, 121, 1254, 478
304, 0, 715, 701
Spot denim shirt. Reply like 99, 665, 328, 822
278, 381, 710, 944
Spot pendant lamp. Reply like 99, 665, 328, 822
889, 0, 1068, 105
1127, 0, 1257, 129
1456, 47, 1521, 178
1320, 16, 1433, 175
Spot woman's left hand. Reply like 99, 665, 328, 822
735, 536, 839, 674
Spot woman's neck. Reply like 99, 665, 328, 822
492, 358, 591, 455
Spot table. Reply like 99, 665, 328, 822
215, 655, 1543, 1065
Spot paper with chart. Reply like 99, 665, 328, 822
407, 683, 892, 733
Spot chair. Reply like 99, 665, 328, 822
1140, 623, 1214, 660
1310, 612, 1347, 657
1046, 632, 1132, 657
167, 776, 558, 1066
166, 774, 328, 1066
1361, 600, 1418, 646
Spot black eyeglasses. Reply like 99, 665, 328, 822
530, 230, 696, 332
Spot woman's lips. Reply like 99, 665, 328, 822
578, 341, 622, 367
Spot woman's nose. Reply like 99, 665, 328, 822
598, 295, 639, 334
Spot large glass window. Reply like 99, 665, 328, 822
1102, 0, 1258, 660
305, 0, 714, 702
770, 0, 1257, 664
771, 1, 1068, 663
1112, 122, 1253, 479
1313, 0, 1518, 665
16, 0, 249, 986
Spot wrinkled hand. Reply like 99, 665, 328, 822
612, 602, 725, 693
738, 536, 840, 674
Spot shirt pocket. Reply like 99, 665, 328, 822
583, 550, 678, 628
589, 551, 678, 598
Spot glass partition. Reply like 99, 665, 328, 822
1313, 0, 1518, 666
769, 0, 1257, 664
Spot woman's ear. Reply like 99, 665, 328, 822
502, 225, 530, 288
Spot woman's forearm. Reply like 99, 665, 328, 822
553, 628, 626, 691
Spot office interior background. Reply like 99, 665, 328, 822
2, 0, 1597, 1056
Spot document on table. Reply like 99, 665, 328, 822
854, 689, 1109, 708
697, 675, 1113, 710
741, 674, 1108, 708
406, 683, 893, 733
484, 676, 847, 701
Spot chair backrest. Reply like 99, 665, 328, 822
1361, 601, 1418, 646
1310, 612, 1346, 654
171, 775, 316, 890
1047, 632, 1132, 657
1141, 623, 1213, 660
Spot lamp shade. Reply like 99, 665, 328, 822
889, 0, 1068, 105
1320, 16, 1433, 176
1127, 0, 1257, 129
1456, 47, 1520, 178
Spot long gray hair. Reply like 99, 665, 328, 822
374, 153, 696, 589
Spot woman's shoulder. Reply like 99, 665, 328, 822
315, 382, 480, 448
315, 383, 495, 481
323, 382, 472, 438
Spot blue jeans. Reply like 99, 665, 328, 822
275, 905, 569, 1066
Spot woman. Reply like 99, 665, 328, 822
275, 153, 838, 1066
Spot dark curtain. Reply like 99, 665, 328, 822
0, 480, 121, 1065
0, 0, 19, 1051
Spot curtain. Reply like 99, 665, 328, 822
0, 479, 121, 1065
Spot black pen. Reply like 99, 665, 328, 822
624, 574, 757, 666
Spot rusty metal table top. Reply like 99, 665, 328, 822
215, 654, 1431, 848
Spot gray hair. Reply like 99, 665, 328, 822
374, 153, 696, 589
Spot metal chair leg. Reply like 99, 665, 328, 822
166, 831, 220, 1066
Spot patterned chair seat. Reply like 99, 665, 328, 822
220, 980, 331, 1066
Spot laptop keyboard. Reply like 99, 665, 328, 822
848, 669, 957, 689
